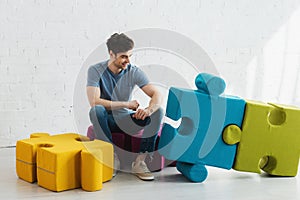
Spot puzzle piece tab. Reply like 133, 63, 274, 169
223, 100, 300, 176
158, 73, 246, 182
16, 133, 113, 192
195, 72, 226, 95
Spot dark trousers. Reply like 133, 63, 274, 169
89, 105, 164, 153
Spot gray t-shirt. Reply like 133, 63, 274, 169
87, 60, 149, 113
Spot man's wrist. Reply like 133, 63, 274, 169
147, 107, 154, 115
147, 104, 160, 115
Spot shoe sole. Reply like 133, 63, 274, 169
134, 173, 154, 181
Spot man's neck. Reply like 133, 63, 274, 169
107, 59, 122, 74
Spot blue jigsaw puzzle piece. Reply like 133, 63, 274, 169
158, 75, 246, 182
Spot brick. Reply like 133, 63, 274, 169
0, 48, 9, 57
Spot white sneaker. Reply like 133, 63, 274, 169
113, 153, 120, 177
132, 161, 154, 181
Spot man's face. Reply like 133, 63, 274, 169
111, 50, 133, 70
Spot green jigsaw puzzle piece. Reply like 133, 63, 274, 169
223, 100, 300, 176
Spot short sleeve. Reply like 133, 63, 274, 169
87, 66, 100, 87
135, 68, 149, 88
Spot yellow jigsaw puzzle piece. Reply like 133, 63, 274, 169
223, 100, 300, 176
16, 133, 113, 192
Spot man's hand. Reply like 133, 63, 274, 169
132, 108, 151, 120
127, 100, 140, 111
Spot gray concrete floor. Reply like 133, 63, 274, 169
1, 147, 299, 200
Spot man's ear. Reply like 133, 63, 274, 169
109, 50, 115, 58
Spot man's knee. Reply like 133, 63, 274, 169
156, 107, 164, 115
153, 107, 164, 120
89, 105, 107, 121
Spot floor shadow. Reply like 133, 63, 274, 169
259, 172, 296, 179
157, 173, 195, 183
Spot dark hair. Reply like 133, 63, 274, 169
106, 33, 134, 54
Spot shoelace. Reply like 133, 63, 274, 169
138, 161, 150, 173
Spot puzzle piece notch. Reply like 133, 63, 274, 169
223, 100, 300, 177
16, 133, 113, 192
195, 73, 226, 95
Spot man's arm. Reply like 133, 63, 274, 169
86, 86, 139, 110
133, 84, 162, 120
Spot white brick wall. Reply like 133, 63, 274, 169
1, 0, 300, 146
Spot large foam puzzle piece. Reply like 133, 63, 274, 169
16, 133, 113, 192
158, 73, 246, 182
223, 100, 300, 176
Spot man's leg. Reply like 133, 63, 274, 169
113, 108, 164, 154
89, 105, 112, 142
138, 108, 164, 154
89, 105, 122, 176
124, 108, 163, 181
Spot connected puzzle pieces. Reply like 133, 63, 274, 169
223, 100, 300, 176
158, 73, 246, 182
159, 72, 300, 182
16, 133, 113, 192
